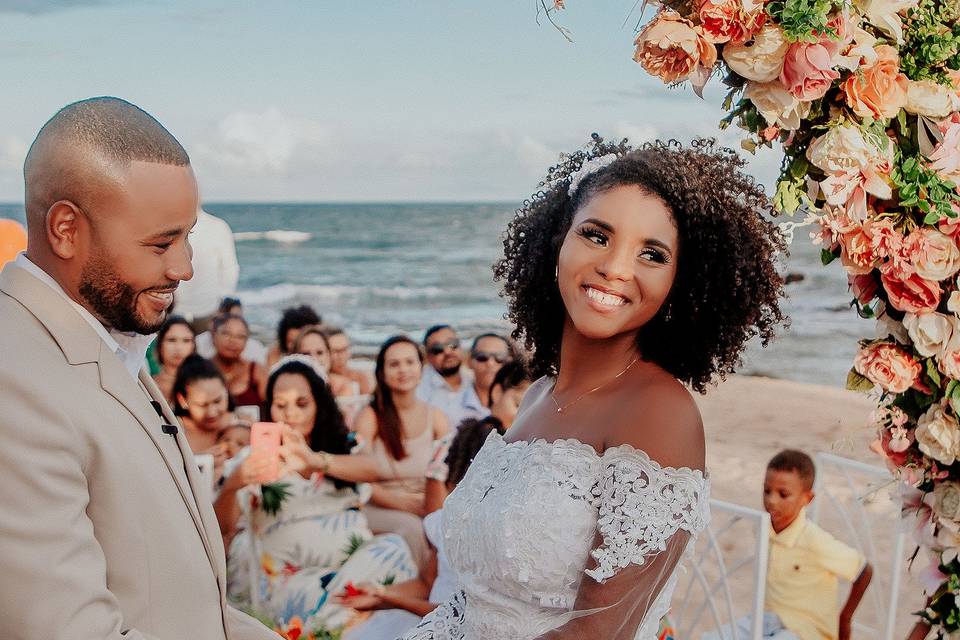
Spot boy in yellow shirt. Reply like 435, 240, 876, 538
705, 450, 873, 640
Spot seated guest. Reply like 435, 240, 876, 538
217, 422, 251, 459
211, 313, 268, 411
466, 332, 513, 410
173, 354, 234, 482
705, 450, 873, 640
416, 325, 485, 428
294, 325, 358, 396
196, 296, 268, 365
218, 357, 416, 634
152, 314, 196, 403
487, 359, 532, 429
354, 335, 450, 569
337, 418, 505, 640
325, 326, 374, 394
266, 304, 321, 369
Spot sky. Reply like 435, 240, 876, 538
0, 0, 783, 201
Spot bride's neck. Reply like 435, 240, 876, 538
555, 319, 640, 394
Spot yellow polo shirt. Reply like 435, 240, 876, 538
765, 509, 865, 640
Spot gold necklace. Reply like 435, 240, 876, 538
550, 357, 640, 414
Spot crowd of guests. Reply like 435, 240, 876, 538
147, 298, 532, 636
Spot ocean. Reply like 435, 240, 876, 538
0, 202, 875, 387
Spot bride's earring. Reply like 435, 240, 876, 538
554, 265, 559, 282
662, 303, 672, 322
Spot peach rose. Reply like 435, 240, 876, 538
744, 80, 812, 130
904, 227, 960, 282
881, 269, 942, 313
634, 10, 718, 95
723, 25, 790, 82
905, 79, 960, 119
850, 272, 880, 304
698, 0, 766, 44
839, 224, 877, 275
929, 113, 960, 187
854, 341, 921, 393
842, 45, 908, 119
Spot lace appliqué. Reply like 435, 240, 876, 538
401, 589, 467, 640
586, 447, 710, 583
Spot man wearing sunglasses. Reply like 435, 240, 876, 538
418, 324, 499, 428
468, 333, 514, 410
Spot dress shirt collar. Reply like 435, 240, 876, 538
770, 507, 808, 548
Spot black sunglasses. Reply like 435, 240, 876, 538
472, 351, 511, 364
426, 339, 460, 356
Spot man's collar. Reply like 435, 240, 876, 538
770, 507, 808, 547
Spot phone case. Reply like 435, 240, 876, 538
250, 422, 283, 483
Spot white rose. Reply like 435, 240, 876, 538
904, 312, 960, 357
905, 79, 960, 119
912, 229, 960, 282
916, 404, 960, 466
744, 81, 811, 130
876, 315, 911, 344
723, 25, 790, 82
806, 123, 891, 175
933, 481, 960, 523
856, 0, 920, 43
940, 350, 960, 380
950, 290, 960, 315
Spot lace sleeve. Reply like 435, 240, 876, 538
586, 447, 710, 583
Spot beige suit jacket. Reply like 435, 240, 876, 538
0, 264, 279, 640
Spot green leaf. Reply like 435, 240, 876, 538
821, 248, 838, 265
927, 358, 943, 389
925, 210, 941, 224
847, 369, 876, 393
260, 482, 293, 516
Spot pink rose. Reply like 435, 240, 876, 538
881, 270, 942, 313
930, 113, 960, 188
779, 13, 853, 100
854, 341, 921, 393
698, 0, 766, 44
634, 10, 718, 95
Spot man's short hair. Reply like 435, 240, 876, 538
24, 96, 190, 224
423, 324, 453, 345
470, 332, 509, 353
767, 449, 816, 490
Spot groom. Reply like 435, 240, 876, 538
0, 97, 278, 639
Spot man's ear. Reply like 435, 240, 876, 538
802, 489, 815, 507
45, 200, 85, 260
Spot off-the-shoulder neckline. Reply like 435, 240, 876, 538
491, 432, 708, 481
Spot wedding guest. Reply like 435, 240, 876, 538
705, 450, 874, 640
466, 332, 513, 409
266, 304, 321, 369
338, 418, 505, 640
173, 354, 234, 481
212, 312, 267, 410
196, 296, 268, 365
294, 325, 358, 396
173, 206, 240, 334
354, 335, 450, 569
217, 422, 251, 459
487, 360, 532, 429
218, 357, 415, 633
417, 325, 485, 427
152, 314, 196, 403
325, 325, 374, 394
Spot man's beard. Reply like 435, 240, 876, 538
78, 252, 169, 335
437, 363, 461, 377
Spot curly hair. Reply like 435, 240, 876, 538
276, 305, 321, 353
493, 134, 786, 393
265, 359, 355, 490
444, 416, 506, 489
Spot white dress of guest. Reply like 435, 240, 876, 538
400, 430, 710, 640
416, 366, 488, 429
196, 329, 268, 366
174, 208, 240, 322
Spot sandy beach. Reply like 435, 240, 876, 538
697, 375, 924, 638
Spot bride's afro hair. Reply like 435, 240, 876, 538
493, 134, 787, 393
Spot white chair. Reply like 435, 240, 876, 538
673, 499, 771, 640
810, 452, 906, 640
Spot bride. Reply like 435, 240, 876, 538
400, 136, 786, 639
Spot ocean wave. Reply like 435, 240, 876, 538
237, 283, 447, 307
234, 230, 313, 243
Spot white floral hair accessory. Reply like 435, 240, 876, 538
566, 153, 619, 196
269, 353, 329, 382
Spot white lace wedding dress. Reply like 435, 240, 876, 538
400, 431, 710, 640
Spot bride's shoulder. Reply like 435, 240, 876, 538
605, 374, 705, 475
